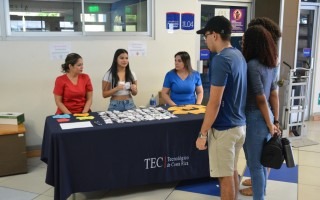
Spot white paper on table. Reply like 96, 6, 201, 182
60, 121, 93, 130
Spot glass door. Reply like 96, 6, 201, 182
295, 5, 318, 120
198, 1, 252, 105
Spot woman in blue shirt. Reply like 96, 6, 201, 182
161, 51, 203, 106
242, 25, 281, 200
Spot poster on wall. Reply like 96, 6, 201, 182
214, 8, 230, 20
230, 8, 246, 33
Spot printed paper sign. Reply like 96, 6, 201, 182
215, 8, 230, 19
128, 41, 147, 57
50, 43, 71, 60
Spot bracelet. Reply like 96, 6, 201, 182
198, 132, 207, 139
274, 120, 279, 124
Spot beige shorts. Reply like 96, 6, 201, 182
208, 125, 246, 177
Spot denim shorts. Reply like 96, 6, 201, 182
108, 99, 136, 112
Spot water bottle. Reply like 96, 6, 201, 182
149, 94, 156, 107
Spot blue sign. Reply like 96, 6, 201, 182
166, 12, 180, 30
303, 48, 311, 57
200, 49, 210, 60
181, 13, 194, 30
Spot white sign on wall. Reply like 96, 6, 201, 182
128, 41, 147, 57
49, 43, 71, 60
215, 8, 230, 19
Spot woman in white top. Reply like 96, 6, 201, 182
102, 49, 138, 111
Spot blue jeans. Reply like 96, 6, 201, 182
244, 109, 273, 200
108, 99, 136, 112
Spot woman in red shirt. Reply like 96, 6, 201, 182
53, 53, 93, 114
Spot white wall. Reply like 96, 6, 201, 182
0, 0, 198, 147
2, 0, 319, 148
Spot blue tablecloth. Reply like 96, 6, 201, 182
41, 112, 209, 200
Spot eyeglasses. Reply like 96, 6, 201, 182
203, 32, 213, 40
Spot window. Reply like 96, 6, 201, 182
9, 0, 82, 32
6, 0, 151, 37
0, 1, 4, 38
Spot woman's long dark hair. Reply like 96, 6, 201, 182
108, 49, 134, 88
242, 25, 278, 67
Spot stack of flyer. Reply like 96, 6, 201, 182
0, 112, 25, 125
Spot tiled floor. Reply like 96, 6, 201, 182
0, 121, 319, 200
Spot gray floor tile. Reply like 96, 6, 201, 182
0, 187, 38, 200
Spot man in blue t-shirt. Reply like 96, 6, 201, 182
195, 16, 247, 200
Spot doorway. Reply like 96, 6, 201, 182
295, 4, 319, 119
197, 1, 252, 105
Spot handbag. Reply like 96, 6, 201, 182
281, 137, 296, 168
261, 135, 284, 169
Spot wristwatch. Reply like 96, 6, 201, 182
274, 120, 280, 124
198, 132, 207, 139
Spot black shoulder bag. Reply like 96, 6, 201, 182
261, 135, 284, 169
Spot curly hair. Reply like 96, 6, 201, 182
242, 25, 278, 67
248, 17, 281, 45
